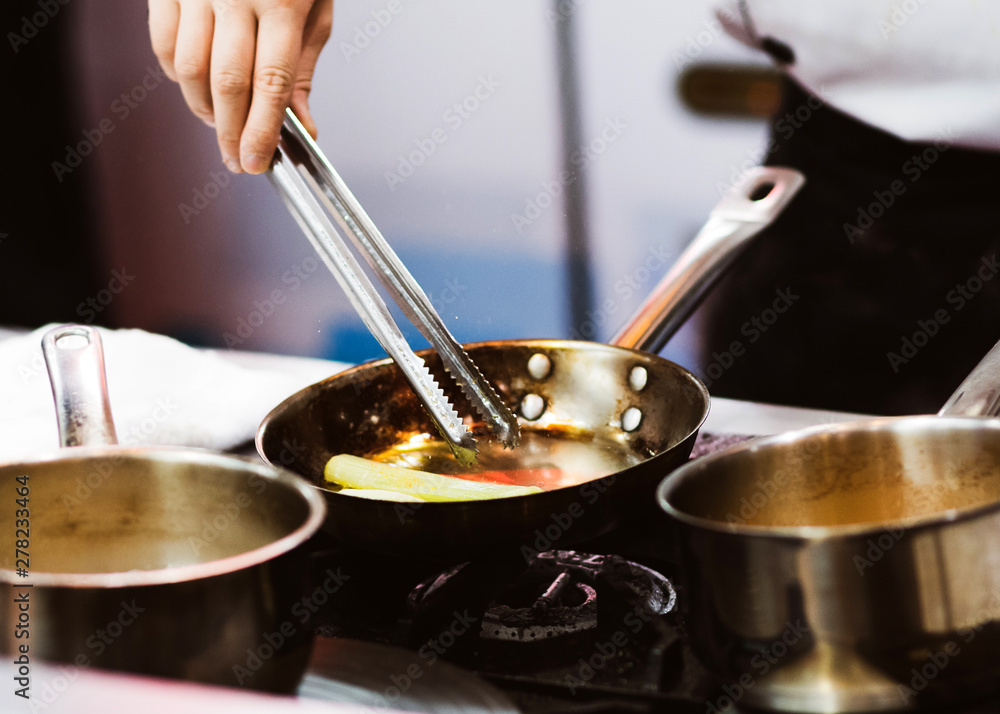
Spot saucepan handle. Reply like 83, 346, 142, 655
938, 338, 1000, 417
42, 325, 119, 447
612, 166, 806, 353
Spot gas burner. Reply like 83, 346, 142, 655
396, 548, 687, 708
533, 551, 677, 617
406, 551, 678, 647
481, 570, 598, 642
478, 551, 677, 644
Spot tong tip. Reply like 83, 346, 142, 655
494, 421, 521, 450
433, 425, 479, 466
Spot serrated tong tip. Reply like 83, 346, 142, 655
270, 108, 520, 462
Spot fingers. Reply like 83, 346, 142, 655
173, 0, 216, 127
148, 0, 181, 81
211, 6, 257, 173
239, 6, 305, 173
148, 0, 332, 173
289, 0, 333, 140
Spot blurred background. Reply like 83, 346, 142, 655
2, 0, 774, 376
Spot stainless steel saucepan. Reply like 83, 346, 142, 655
658, 338, 1000, 712
0, 325, 326, 692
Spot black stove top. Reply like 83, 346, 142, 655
295, 433, 1000, 714
304, 534, 705, 713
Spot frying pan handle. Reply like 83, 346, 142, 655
611, 166, 806, 353
42, 325, 119, 447
938, 338, 1000, 417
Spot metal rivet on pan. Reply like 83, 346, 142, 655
621, 407, 642, 432
520, 394, 546, 421
628, 365, 648, 392
527, 353, 552, 380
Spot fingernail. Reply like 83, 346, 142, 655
225, 157, 243, 174
242, 153, 268, 173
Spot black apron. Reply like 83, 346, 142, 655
698, 78, 1000, 416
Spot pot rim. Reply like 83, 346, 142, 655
657, 414, 1000, 541
0, 445, 327, 588
256, 338, 713, 500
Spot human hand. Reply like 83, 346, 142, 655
149, 0, 333, 174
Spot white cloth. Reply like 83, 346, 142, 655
0, 325, 346, 461
715, 0, 1000, 150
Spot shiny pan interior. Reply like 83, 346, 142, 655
258, 339, 709, 560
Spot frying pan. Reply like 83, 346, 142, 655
257, 167, 804, 561
657, 338, 1000, 711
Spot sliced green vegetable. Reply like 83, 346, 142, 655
324, 455, 544, 502
338, 488, 426, 502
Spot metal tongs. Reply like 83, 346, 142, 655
268, 108, 519, 464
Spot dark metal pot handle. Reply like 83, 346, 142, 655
612, 166, 806, 353
938, 338, 1000, 417
42, 325, 119, 447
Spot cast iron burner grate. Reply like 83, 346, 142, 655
402, 550, 705, 713
479, 568, 599, 643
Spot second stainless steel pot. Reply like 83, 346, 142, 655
658, 339, 1000, 712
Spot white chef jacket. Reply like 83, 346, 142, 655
716, 1, 1000, 151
